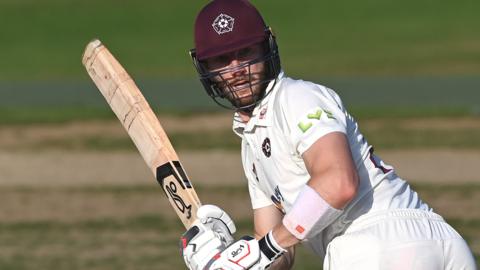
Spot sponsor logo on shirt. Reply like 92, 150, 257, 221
297, 107, 336, 133
271, 186, 285, 214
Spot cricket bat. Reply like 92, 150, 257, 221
82, 39, 201, 229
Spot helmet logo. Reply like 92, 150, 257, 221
212, 13, 235, 35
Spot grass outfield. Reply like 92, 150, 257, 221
0, 0, 479, 80
1, 115, 479, 151
0, 184, 478, 269
0, 106, 474, 123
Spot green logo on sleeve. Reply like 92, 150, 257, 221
298, 122, 313, 132
297, 108, 336, 133
307, 109, 322, 120
324, 109, 336, 119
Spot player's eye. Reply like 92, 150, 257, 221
238, 48, 253, 59
217, 55, 230, 65
206, 55, 231, 70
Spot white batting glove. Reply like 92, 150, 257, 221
197, 204, 236, 245
205, 231, 286, 270
180, 205, 237, 270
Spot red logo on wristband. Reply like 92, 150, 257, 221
181, 238, 187, 248
295, 225, 305, 234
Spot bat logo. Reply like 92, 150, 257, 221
165, 181, 192, 219
156, 162, 193, 219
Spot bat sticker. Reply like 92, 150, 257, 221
156, 161, 193, 219
173, 161, 192, 188
165, 181, 192, 219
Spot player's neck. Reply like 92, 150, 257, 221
238, 110, 252, 123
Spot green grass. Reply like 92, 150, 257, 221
0, 216, 185, 270
0, 107, 115, 125
0, 183, 478, 269
0, 215, 322, 270
0, 0, 479, 80
9, 126, 480, 151
3, 114, 479, 151
0, 105, 476, 125
350, 106, 475, 119
361, 122, 480, 149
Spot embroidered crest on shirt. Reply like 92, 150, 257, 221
259, 107, 268, 120
212, 13, 235, 35
262, 138, 271, 157
297, 107, 336, 133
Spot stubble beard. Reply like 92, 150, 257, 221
219, 66, 267, 109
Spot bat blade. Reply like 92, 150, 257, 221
82, 39, 201, 228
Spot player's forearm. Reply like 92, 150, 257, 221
272, 223, 300, 248
272, 172, 357, 248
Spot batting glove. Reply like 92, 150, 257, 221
180, 205, 237, 270
205, 231, 286, 270
197, 204, 236, 245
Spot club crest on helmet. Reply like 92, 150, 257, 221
212, 13, 235, 35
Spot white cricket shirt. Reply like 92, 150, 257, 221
232, 72, 431, 256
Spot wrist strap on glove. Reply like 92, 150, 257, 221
259, 230, 286, 262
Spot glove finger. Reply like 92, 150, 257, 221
188, 231, 225, 270
197, 204, 237, 234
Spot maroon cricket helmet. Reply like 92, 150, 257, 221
194, 0, 268, 60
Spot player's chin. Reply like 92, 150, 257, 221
228, 90, 263, 109
221, 80, 266, 109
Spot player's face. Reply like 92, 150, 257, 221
204, 43, 267, 109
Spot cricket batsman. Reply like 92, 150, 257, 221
179, 0, 477, 269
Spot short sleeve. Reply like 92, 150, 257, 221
247, 177, 273, 209
276, 80, 347, 155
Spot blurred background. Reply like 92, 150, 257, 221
0, 0, 478, 269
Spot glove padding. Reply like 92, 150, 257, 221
180, 205, 237, 270
197, 204, 236, 245
205, 231, 286, 270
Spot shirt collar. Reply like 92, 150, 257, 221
232, 71, 285, 136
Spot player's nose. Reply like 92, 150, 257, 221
230, 60, 247, 76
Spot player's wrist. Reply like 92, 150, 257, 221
271, 224, 300, 250
258, 230, 287, 262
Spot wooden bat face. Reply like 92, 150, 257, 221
82, 39, 201, 228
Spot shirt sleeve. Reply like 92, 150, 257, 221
276, 80, 347, 156
248, 177, 273, 209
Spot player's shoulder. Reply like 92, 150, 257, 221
278, 76, 325, 95
275, 76, 343, 109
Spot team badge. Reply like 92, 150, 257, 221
262, 137, 271, 157
212, 13, 234, 35
259, 107, 268, 119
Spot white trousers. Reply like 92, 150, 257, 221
323, 209, 476, 270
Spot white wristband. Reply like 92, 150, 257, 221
282, 185, 342, 240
